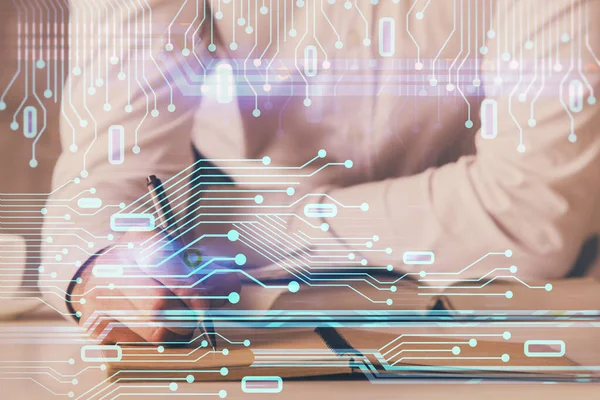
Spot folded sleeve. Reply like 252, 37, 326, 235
294, 0, 600, 281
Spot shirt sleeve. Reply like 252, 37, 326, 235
289, 0, 600, 282
40, 0, 211, 318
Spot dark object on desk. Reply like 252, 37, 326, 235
569, 235, 598, 278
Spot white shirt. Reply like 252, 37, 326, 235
42, 0, 600, 317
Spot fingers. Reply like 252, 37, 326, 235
82, 286, 195, 344
133, 232, 240, 312
98, 322, 145, 345
77, 262, 195, 344
81, 229, 240, 346
148, 256, 242, 311
150, 265, 241, 310
92, 316, 192, 345
136, 245, 212, 312
202, 272, 241, 308
117, 275, 197, 339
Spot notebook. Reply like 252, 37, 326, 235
106, 326, 583, 382
267, 276, 600, 313
106, 278, 600, 382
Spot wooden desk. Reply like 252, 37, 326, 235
0, 315, 598, 400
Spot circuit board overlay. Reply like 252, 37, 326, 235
1, 1, 600, 398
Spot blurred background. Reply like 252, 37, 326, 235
0, 0, 597, 293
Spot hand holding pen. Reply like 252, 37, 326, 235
69, 177, 240, 346
146, 175, 217, 350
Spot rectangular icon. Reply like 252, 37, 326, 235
110, 213, 155, 232
108, 125, 125, 165
81, 345, 122, 362
303, 203, 338, 218
23, 106, 38, 139
241, 376, 283, 394
216, 63, 234, 104
304, 45, 318, 77
379, 18, 396, 57
77, 198, 103, 209
568, 80, 584, 113
92, 264, 125, 278
524, 340, 566, 358
480, 99, 498, 139
402, 251, 435, 265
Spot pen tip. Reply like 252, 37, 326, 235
146, 175, 158, 186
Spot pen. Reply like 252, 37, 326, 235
146, 175, 217, 351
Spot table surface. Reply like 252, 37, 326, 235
1, 312, 598, 400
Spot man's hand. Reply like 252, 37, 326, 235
71, 231, 240, 344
